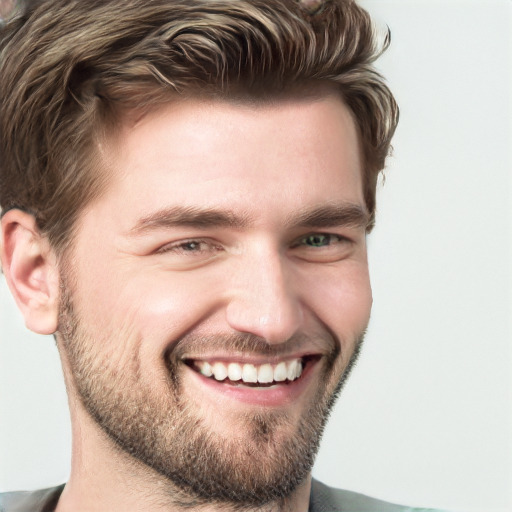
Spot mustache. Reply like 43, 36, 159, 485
168, 331, 340, 362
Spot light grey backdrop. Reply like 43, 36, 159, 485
1, 1, 511, 511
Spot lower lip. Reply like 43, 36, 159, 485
184, 359, 321, 407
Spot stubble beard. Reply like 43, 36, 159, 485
57, 274, 364, 509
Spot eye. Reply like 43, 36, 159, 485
158, 239, 220, 255
290, 232, 353, 263
300, 233, 339, 248
169, 240, 207, 253
154, 238, 224, 269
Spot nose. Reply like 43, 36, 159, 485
225, 249, 303, 344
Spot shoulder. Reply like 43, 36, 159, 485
0, 485, 64, 512
309, 479, 448, 512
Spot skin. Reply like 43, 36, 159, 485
1, 94, 372, 511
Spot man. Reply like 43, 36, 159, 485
0, 0, 443, 511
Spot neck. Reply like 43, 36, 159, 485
55, 400, 312, 512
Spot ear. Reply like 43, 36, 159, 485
1, 209, 60, 334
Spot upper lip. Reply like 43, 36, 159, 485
181, 352, 320, 365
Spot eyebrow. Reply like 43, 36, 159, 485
129, 206, 250, 235
290, 203, 370, 230
128, 203, 369, 236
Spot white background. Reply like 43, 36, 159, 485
1, 1, 511, 511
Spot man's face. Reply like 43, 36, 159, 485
57, 94, 372, 506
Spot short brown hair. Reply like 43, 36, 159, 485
0, 0, 398, 252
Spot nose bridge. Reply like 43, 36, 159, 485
225, 246, 303, 344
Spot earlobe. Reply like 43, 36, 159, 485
0, 209, 60, 335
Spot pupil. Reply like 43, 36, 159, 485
308, 235, 328, 247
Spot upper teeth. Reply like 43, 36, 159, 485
196, 359, 303, 384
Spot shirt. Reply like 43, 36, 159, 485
0, 480, 447, 511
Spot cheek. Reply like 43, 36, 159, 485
299, 262, 372, 337
78, 265, 223, 349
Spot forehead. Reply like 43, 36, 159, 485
89, 94, 364, 230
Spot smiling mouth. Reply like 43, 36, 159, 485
185, 356, 319, 388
